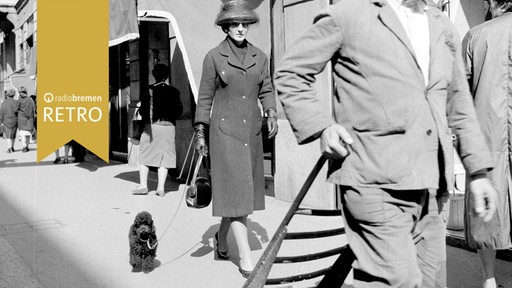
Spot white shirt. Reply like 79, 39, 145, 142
387, 0, 430, 86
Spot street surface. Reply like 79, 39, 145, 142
0, 139, 510, 288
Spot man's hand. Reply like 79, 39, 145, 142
468, 177, 497, 222
320, 124, 353, 159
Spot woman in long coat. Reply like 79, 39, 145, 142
194, 0, 278, 277
462, 1, 512, 287
17, 86, 35, 152
0, 89, 19, 153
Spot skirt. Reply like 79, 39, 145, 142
139, 124, 176, 168
3, 126, 17, 139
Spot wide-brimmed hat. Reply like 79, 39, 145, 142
215, 0, 259, 26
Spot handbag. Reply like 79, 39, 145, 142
130, 104, 145, 143
185, 153, 212, 209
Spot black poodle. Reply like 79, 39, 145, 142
129, 211, 158, 273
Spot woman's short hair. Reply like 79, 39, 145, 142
152, 63, 170, 80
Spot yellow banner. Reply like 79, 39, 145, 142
37, 0, 109, 162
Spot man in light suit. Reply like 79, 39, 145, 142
275, 0, 497, 287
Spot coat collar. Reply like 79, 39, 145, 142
218, 37, 258, 70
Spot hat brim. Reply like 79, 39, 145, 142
216, 17, 258, 26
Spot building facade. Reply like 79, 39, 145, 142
0, 0, 36, 103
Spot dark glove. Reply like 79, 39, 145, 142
194, 123, 208, 156
266, 108, 278, 139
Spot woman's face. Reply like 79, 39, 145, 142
226, 22, 249, 44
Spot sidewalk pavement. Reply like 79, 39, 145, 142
0, 140, 349, 288
1, 139, 511, 288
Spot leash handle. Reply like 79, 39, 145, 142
190, 154, 203, 186
179, 132, 196, 179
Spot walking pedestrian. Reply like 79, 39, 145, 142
274, 0, 497, 287
462, 1, 512, 287
17, 86, 35, 152
132, 63, 182, 197
0, 89, 19, 153
194, 0, 278, 277
53, 143, 72, 164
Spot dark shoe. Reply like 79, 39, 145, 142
10, 148, 14, 153
63, 158, 69, 164
214, 232, 229, 260
155, 190, 165, 197
238, 267, 252, 278
53, 157, 61, 164
6, 148, 11, 153
22, 147, 29, 153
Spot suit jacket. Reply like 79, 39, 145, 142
275, 0, 493, 190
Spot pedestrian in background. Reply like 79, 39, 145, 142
17, 86, 35, 152
0, 88, 19, 153
194, 0, 278, 277
274, 0, 497, 287
53, 143, 72, 164
132, 63, 182, 197
30, 94, 37, 143
462, 1, 512, 287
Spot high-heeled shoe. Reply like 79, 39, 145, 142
214, 232, 229, 260
238, 267, 253, 278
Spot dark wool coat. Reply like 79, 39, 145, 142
195, 38, 276, 217
17, 97, 35, 131
0, 98, 19, 129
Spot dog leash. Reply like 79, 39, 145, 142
148, 137, 197, 249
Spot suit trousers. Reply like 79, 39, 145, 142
340, 186, 447, 288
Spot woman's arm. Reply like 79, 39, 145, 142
195, 52, 217, 125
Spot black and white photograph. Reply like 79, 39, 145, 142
0, 0, 511, 287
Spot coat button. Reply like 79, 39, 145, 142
244, 143, 248, 146
243, 119, 246, 123
242, 96, 246, 99
242, 71, 246, 76
426, 129, 432, 136
221, 118, 224, 121
221, 71, 225, 75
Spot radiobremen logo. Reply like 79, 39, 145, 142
42, 92, 103, 123
36, 90, 109, 163
37, 0, 108, 163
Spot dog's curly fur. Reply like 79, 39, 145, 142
129, 211, 157, 273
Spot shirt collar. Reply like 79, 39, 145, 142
386, 0, 428, 13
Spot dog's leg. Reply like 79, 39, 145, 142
142, 256, 154, 273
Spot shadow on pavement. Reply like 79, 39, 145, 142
0, 186, 103, 288
114, 170, 184, 192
